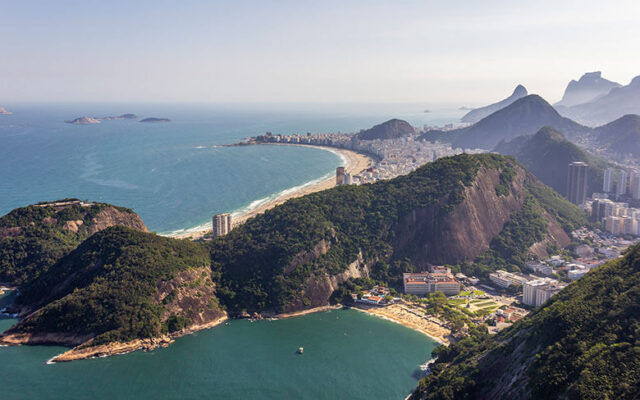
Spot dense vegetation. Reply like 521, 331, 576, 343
412, 244, 640, 400
210, 154, 585, 313
10, 227, 213, 345
495, 126, 610, 197
0, 201, 141, 286
211, 154, 485, 313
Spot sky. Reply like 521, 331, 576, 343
2, 0, 640, 106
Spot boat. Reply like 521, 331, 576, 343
297, 347, 304, 354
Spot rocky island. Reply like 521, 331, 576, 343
0, 106, 12, 115
65, 117, 101, 125
140, 117, 171, 123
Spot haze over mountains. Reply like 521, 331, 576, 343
594, 114, 640, 160
494, 126, 608, 198
461, 85, 528, 124
554, 71, 621, 108
425, 95, 591, 150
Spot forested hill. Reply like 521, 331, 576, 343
210, 153, 586, 315
411, 244, 640, 400
0, 154, 587, 358
494, 126, 610, 197
1, 227, 224, 359
0, 200, 147, 286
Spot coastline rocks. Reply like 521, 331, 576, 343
65, 116, 100, 125
140, 117, 171, 123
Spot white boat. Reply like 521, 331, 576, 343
297, 347, 304, 354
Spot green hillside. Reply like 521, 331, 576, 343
494, 126, 610, 198
411, 244, 640, 400
7, 226, 221, 346
0, 200, 147, 286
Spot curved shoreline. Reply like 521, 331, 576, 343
169, 144, 374, 240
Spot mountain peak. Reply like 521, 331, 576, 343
357, 118, 414, 140
555, 71, 621, 108
461, 84, 529, 124
512, 84, 528, 96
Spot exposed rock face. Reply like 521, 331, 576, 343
155, 267, 225, 328
357, 119, 415, 140
89, 207, 148, 234
284, 251, 370, 312
461, 84, 528, 124
394, 167, 526, 265
555, 71, 621, 108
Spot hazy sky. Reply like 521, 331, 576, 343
2, 0, 640, 105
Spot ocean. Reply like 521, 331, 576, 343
0, 103, 461, 399
0, 103, 464, 234
1, 291, 437, 399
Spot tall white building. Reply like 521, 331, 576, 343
522, 278, 566, 307
616, 170, 629, 196
212, 213, 232, 237
603, 168, 615, 193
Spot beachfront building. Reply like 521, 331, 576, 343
522, 278, 566, 307
402, 269, 460, 296
212, 213, 232, 237
336, 167, 345, 185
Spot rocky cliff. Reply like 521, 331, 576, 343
211, 154, 586, 315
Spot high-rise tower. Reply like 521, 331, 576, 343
566, 162, 588, 205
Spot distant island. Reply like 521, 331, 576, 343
65, 116, 101, 125
99, 113, 138, 120
140, 117, 171, 123
0, 106, 13, 115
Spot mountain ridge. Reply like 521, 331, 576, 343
461, 85, 528, 124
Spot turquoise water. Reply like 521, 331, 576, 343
0, 104, 457, 399
0, 304, 437, 399
0, 103, 463, 233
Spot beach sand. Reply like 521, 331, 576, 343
354, 303, 452, 345
172, 144, 373, 240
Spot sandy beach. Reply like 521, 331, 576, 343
172, 144, 373, 240
354, 303, 452, 345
